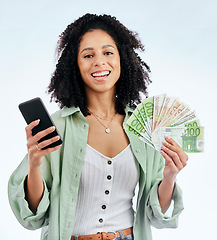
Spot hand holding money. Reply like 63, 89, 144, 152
158, 135, 188, 214
161, 136, 188, 180
125, 94, 204, 153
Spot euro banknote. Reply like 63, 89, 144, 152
125, 94, 204, 153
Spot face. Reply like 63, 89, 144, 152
77, 29, 121, 95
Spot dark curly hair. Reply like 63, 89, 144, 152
48, 13, 151, 116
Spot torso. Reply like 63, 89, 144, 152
85, 113, 130, 158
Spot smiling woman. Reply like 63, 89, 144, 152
8, 13, 187, 240
47, 13, 151, 116
77, 29, 121, 95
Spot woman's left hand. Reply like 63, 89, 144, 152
161, 136, 188, 181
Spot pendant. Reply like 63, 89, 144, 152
105, 128, 110, 134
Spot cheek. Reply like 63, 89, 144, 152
111, 55, 121, 70
114, 59, 121, 76
78, 60, 89, 75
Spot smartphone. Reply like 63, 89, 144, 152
19, 97, 62, 149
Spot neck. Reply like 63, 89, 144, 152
86, 91, 116, 118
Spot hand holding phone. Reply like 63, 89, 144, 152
19, 97, 62, 150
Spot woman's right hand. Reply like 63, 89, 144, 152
25, 119, 61, 214
26, 119, 61, 168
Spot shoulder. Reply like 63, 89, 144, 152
51, 106, 80, 122
51, 108, 62, 120
124, 104, 136, 119
51, 109, 64, 126
125, 104, 136, 112
50, 106, 85, 133
50, 109, 65, 137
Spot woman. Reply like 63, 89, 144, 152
8, 13, 188, 240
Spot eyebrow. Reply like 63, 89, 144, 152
80, 45, 115, 54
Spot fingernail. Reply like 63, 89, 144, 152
35, 119, 40, 123
50, 126, 55, 130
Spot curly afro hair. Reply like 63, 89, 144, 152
48, 13, 151, 116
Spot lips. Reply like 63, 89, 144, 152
91, 70, 111, 79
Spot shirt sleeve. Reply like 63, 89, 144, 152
8, 154, 51, 230
146, 181, 184, 228
145, 156, 184, 229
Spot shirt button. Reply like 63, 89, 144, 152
107, 160, 112, 165
107, 175, 112, 180
102, 205, 106, 209
83, 124, 86, 128
105, 190, 109, 195
99, 218, 103, 223
136, 149, 140, 153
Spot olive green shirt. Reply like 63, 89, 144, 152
8, 106, 184, 240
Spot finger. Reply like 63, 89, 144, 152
27, 125, 56, 151
37, 135, 60, 150
33, 126, 56, 143
161, 150, 174, 166
161, 150, 180, 180
161, 150, 180, 174
25, 119, 40, 139
29, 141, 61, 159
43, 144, 62, 155
35, 144, 62, 158
163, 138, 188, 165
161, 145, 183, 170
165, 136, 180, 147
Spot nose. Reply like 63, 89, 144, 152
93, 54, 105, 67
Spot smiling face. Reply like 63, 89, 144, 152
77, 29, 121, 96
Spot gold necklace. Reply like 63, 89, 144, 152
91, 113, 110, 121
88, 109, 116, 134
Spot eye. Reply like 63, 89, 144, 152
84, 54, 93, 58
105, 51, 113, 56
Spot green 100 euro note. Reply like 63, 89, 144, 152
151, 120, 204, 153
124, 94, 204, 153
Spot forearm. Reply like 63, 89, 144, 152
25, 166, 44, 215
158, 136, 188, 214
158, 178, 175, 214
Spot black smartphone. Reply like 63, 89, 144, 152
19, 97, 62, 149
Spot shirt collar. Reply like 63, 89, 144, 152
124, 105, 134, 115
61, 105, 134, 118
61, 106, 80, 117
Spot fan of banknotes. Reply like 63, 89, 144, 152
125, 94, 204, 153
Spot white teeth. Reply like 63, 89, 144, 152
92, 71, 110, 77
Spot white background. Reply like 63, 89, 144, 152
1, 0, 217, 239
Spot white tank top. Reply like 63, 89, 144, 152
72, 144, 139, 235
